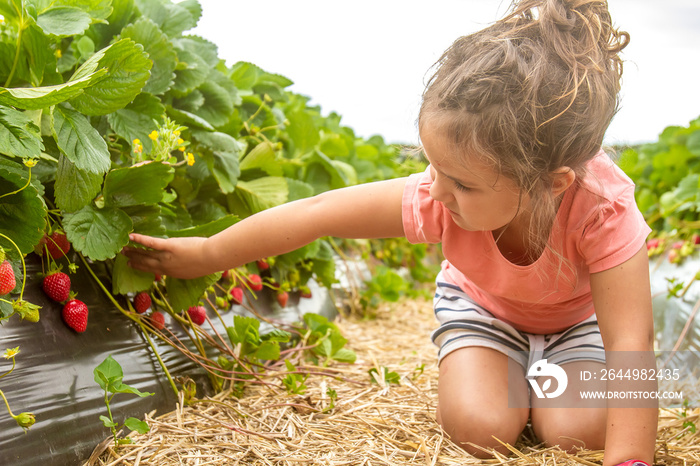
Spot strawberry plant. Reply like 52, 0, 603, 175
93, 355, 153, 447
0, 0, 435, 437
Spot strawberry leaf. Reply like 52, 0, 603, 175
235, 177, 288, 213
193, 130, 242, 193
119, 18, 177, 95
51, 104, 111, 175
35, 6, 92, 37
0, 105, 44, 159
0, 163, 47, 255
254, 341, 280, 361
54, 154, 104, 213
69, 39, 152, 116
124, 417, 150, 434
64, 204, 132, 261
93, 355, 124, 391
103, 162, 174, 208
112, 254, 155, 295
107, 93, 164, 151
165, 272, 221, 312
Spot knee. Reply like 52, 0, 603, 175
438, 405, 527, 457
532, 409, 606, 451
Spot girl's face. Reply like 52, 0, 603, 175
420, 122, 526, 233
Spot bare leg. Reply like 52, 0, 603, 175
436, 347, 530, 457
530, 360, 607, 451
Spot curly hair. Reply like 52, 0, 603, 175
419, 0, 629, 267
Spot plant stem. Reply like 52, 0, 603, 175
0, 167, 31, 201
0, 388, 16, 418
4, 7, 24, 88
0, 233, 28, 300
0, 356, 16, 382
139, 322, 178, 397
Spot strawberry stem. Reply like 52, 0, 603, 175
137, 321, 178, 397
0, 233, 28, 301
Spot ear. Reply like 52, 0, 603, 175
551, 167, 575, 197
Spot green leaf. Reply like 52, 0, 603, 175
332, 348, 357, 363
103, 162, 174, 208
122, 204, 166, 236
35, 6, 92, 37
165, 105, 214, 131
170, 36, 217, 95
235, 177, 288, 213
239, 142, 282, 176
255, 341, 280, 361
135, 0, 197, 37
193, 80, 234, 127
64, 204, 132, 260
51, 104, 110, 174
287, 107, 319, 155
107, 92, 164, 147
227, 315, 261, 355
286, 178, 315, 202
94, 355, 124, 390
261, 328, 291, 343
110, 381, 154, 397
0, 63, 107, 110
0, 164, 47, 255
194, 130, 242, 193
165, 272, 220, 311
54, 154, 103, 212
124, 417, 150, 434
100, 415, 117, 428
70, 39, 152, 116
0, 106, 44, 158
165, 214, 238, 238
120, 18, 177, 95
112, 253, 155, 295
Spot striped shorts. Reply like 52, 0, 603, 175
431, 275, 606, 371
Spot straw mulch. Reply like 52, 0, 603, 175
88, 297, 699, 466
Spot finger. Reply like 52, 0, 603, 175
129, 233, 170, 251
125, 252, 165, 274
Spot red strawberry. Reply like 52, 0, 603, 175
256, 259, 269, 271
42, 271, 71, 302
46, 232, 71, 259
149, 311, 165, 330
62, 299, 88, 333
221, 269, 231, 280
300, 288, 312, 299
646, 238, 660, 250
187, 305, 206, 325
247, 274, 263, 292
276, 291, 288, 308
229, 286, 243, 305
133, 292, 151, 314
154, 273, 162, 282
693, 233, 700, 245
0, 260, 15, 296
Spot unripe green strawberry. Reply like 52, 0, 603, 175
14, 412, 35, 430
215, 296, 229, 309
62, 299, 88, 332
149, 311, 165, 330
46, 231, 71, 259
187, 305, 206, 325
42, 271, 71, 302
133, 292, 151, 314
0, 260, 15, 295
13, 299, 40, 322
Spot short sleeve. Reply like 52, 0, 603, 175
402, 166, 447, 245
578, 185, 652, 273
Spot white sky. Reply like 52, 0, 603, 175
192, 1, 700, 146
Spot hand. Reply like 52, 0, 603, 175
121, 233, 210, 279
614, 460, 650, 466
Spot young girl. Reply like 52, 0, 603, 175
123, 1, 656, 464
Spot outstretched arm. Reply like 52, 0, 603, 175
122, 177, 408, 279
590, 245, 657, 466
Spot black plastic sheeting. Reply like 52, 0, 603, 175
0, 252, 336, 466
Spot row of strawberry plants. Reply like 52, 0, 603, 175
619, 115, 700, 285
0, 0, 429, 431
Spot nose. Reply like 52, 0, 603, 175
429, 169, 453, 204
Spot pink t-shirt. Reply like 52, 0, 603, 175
402, 150, 651, 334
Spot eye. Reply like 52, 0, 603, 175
453, 179, 472, 192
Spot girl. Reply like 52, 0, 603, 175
122, 1, 656, 465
